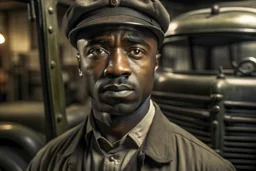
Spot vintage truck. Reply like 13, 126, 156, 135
152, 4, 256, 171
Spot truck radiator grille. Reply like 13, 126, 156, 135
152, 91, 215, 147
223, 101, 256, 171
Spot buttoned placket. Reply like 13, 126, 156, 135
103, 154, 121, 171
96, 136, 134, 171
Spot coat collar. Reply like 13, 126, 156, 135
61, 116, 89, 158
62, 102, 174, 164
143, 102, 174, 163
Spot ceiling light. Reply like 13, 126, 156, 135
0, 33, 5, 44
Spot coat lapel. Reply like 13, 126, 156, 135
143, 102, 174, 163
60, 117, 90, 171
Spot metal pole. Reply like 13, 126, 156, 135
34, 0, 68, 142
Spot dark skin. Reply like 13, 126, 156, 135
76, 25, 160, 143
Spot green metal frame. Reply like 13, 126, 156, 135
33, 0, 68, 142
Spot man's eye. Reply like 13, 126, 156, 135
128, 48, 145, 57
88, 48, 108, 57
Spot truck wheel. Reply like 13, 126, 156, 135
0, 146, 27, 171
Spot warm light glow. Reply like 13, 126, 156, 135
168, 23, 178, 32
0, 34, 5, 44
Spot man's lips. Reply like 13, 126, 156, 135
101, 84, 134, 92
99, 84, 136, 101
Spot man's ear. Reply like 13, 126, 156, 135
155, 53, 161, 71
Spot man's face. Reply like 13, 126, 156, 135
77, 26, 159, 115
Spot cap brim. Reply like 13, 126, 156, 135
68, 15, 164, 48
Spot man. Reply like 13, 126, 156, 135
27, 0, 236, 170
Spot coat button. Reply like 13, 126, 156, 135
109, 0, 120, 7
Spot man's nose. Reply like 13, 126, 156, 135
104, 49, 132, 78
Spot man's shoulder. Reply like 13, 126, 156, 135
26, 123, 84, 171
169, 121, 235, 170
45, 123, 83, 151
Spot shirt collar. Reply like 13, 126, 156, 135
86, 100, 155, 148
61, 118, 89, 158
128, 100, 155, 147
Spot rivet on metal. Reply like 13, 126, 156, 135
211, 106, 220, 114
109, 0, 120, 6
48, 7, 54, 14
48, 26, 53, 34
50, 61, 56, 69
56, 114, 63, 123
211, 4, 220, 15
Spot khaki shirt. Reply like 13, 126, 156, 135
85, 100, 155, 171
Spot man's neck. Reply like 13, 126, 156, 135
92, 98, 151, 144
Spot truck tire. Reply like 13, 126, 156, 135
0, 146, 27, 171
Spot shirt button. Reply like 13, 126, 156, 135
109, 156, 115, 162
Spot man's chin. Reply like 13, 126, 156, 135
94, 102, 139, 116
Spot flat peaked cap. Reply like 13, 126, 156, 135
63, 0, 170, 47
